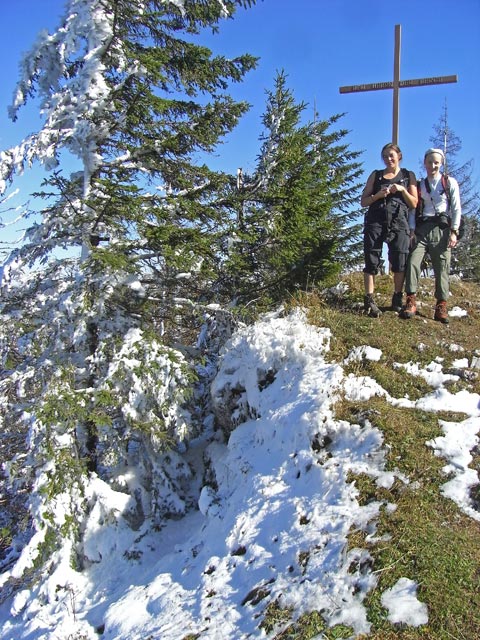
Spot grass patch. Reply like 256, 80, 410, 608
262, 604, 353, 639
278, 273, 480, 639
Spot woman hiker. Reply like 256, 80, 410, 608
400, 148, 462, 324
360, 143, 418, 317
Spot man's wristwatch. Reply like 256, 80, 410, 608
451, 229, 458, 236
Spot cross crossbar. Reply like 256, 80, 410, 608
340, 75, 458, 94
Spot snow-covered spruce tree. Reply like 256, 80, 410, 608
0, 0, 257, 580
222, 71, 363, 306
428, 107, 480, 280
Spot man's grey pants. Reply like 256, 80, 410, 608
405, 222, 451, 301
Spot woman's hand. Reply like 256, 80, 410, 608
388, 183, 403, 194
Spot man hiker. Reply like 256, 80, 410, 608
401, 148, 462, 324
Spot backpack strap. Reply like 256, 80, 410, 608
401, 167, 410, 185
416, 179, 424, 218
373, 169, 383, 194
441, 174, 452, 208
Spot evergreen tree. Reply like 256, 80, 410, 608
0, 0, 256, 580
223, 71, 363, 305
428, 105, 480, 280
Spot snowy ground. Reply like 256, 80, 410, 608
1, 307, 479, 639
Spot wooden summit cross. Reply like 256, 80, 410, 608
339, 24, 457, 145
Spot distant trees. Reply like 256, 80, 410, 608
428, 106, 480, 280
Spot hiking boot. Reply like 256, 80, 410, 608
434, 300, 449, 324
364, 294, 382, 317
391, 291, 403, 312
400, 293, 417, 319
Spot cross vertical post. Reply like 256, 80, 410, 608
392, 24, 401, 144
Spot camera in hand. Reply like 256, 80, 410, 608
438, 213, 450, 230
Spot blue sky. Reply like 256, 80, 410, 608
1, 0, 479, 244
199, 0, 480, 182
